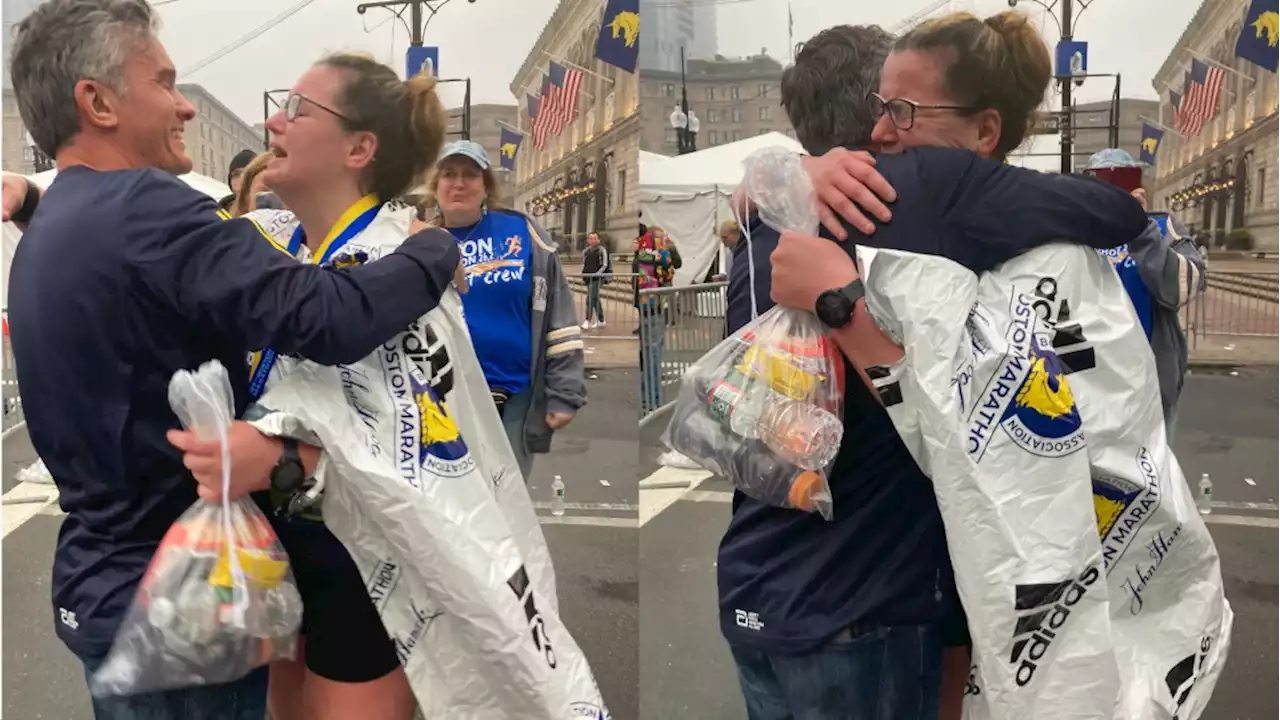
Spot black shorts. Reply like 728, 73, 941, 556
274, 518, 401, 683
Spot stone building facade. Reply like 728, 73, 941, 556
639, 52, 795, 156
1148, 0, 1279, 250
178, 84, 263, 185
509, 0, 641, 253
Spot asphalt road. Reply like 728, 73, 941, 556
1, 369, 640, 720
638, 366, 1279, 720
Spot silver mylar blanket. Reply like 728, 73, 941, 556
244, 206, 609, 719
856, 243, 1231, 720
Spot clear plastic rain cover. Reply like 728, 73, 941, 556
743, 151, 1232, 719
243, 206, 608, 719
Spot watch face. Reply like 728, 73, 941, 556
817, 291, 853, 328
272, 462, 306, 494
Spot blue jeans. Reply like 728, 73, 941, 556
730, 623, 943, 720
639, 303, 665, 412
585, 279, 605, 322
82, 661, 268, 720
502, 384, 536, 481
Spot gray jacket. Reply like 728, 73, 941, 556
499, 209, 588, 454
1126, 214, 1205, 422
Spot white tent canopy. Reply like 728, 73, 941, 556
638, 132, 805, 286
3, 169, 232, 307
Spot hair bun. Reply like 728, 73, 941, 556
985, 9, 1032, 38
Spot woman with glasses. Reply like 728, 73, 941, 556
172, 53, 455, 720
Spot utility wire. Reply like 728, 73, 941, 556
181, 0, 323, 77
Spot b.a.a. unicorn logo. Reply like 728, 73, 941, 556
1003, 334, 1085, 458
1252, 9, 1278, 47
411, 371, 475, 478
967, 293, 1085, 462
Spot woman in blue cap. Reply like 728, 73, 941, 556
426, 140, 586, 480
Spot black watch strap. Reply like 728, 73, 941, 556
815, 278, 866, 329
11, 178, 40, 224
269, 437, 306, 495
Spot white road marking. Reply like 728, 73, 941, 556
1203, 514, 1279, 529
538, 515, 636, 529
1212, 500, 1279, 512
1243, 477, 1256, 486
639, 467, 711, 526
1, 418, 27, 442
599, 479, 611, 487
3, 480, 60, 538
685, 490, 734, 504
531, 501, 638, 512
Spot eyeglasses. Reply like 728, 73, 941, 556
284, 92, 352, 124
867, 92, 974, 131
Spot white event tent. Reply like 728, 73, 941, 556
638, 131, 805, 287
2, 169, 232, 307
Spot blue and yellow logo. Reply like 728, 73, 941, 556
1000, 336, 1085, 458
1252, 10, 1278, 48
411, 373, 474, 477
330, 248, 370, 270
1094, 472, 1142, 540
607, 11, 640, 48
1141, 137, 1159, 156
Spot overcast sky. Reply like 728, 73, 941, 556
707, 0, 1205, 168
144, 0, 558, 125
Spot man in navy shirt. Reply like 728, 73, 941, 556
3, 2, 459, 716
719, 25, 1147, 719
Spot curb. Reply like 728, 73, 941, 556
1188, 358, 1279, 369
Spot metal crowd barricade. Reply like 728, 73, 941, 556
1182, 269, 1279, 349
2, 308, 23, 433
637, 281, 728, 424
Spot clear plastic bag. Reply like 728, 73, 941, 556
661, 148, 845, 519
89, 360, 302, 697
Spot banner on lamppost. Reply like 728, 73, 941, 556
406, 45, 438, 78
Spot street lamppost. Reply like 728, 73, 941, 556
670, 46, 700, 154
1009, 0, 1096, 173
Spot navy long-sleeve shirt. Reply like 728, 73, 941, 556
8, 166, 459, 660
719, 147, 1147, 654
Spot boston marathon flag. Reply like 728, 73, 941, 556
1139, 123, 1163, 165
596, 0, 639, 73
499, 128, 522, 171
1236, 0, 1278, 72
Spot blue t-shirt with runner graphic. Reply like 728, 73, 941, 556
449, 210, 534, 395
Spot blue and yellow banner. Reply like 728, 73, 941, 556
1237, 0, 1278, 72
1139, 123, 1164, 166
596, 0, 639, 74
499, 128, 522, 171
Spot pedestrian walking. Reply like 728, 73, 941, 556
581, 231, 612, 329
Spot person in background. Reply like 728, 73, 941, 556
635, 226, 674, 413
723, 19, 1151, 720
706, 218, 739, 282
580, 230, 612, 329
2, 1, 461, 717
229, 150, 273, 217
219, 148, 258, 212
1085, 148, 1205, 440
427, 140, 585, 480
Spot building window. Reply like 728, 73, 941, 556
665, 128, 678, 145
616, 168, 626, 208
729, 86, 740, 100
1258, 166, 1267, 209
732, 107, 743, 123
1245, 88, 1257, 126
708, 130, 719, 145
707, 108, 719, 123
704, 86, 715, 101
663, 83, 675, 97
758, 106, 771, 121
759, 83, 771, 98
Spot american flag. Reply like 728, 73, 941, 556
1176, 59, 1226, 136
531, 74, 554, 150
548, 62, 584, 135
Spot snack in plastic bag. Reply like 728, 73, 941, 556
661, 148, 845, 519
89, 360, 302, 697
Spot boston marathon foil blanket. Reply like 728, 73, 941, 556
242, 206, 608, 719
856, 243, 1231, 720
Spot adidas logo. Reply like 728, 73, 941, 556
1165, 635, 1213, 719
1009, 565, 1100, 687
1031, 276, 1097, 375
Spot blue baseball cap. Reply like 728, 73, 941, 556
1086, 148, 1141, 170
438, 140, 491, 171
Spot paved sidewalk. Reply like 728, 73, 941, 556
1189, 335, 1278, 367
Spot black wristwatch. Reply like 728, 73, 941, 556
814, 279, 866, 330
269, 437, 306, 495
11, 178, 40, 224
